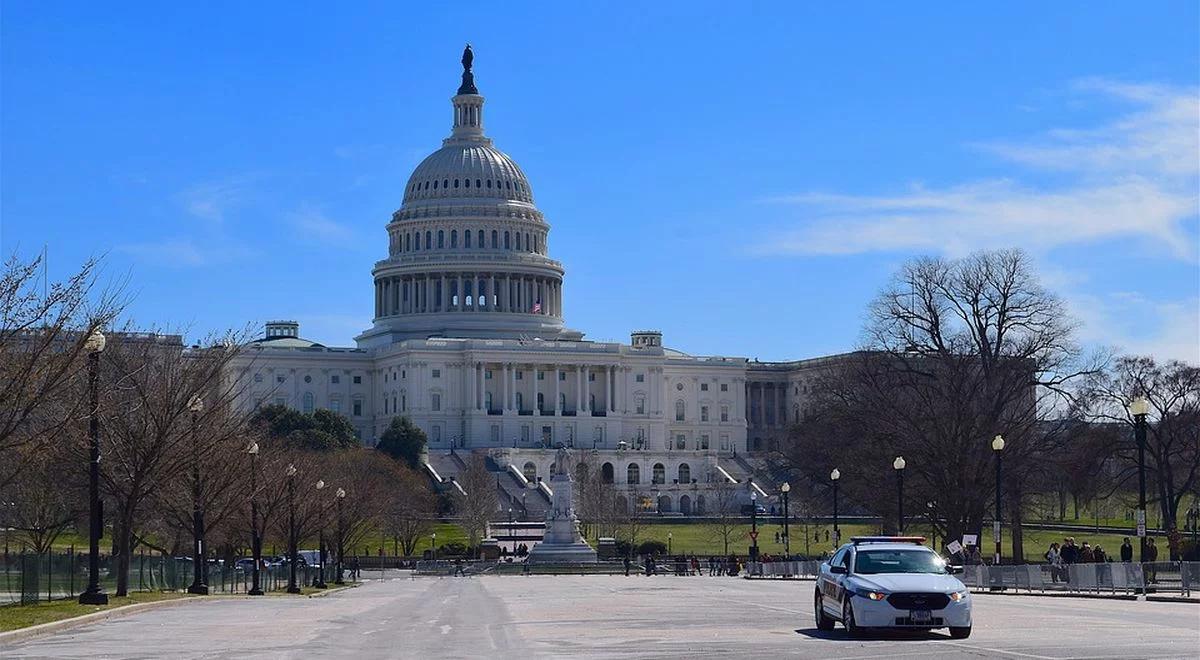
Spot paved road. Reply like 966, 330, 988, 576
3, 575, 1197, 659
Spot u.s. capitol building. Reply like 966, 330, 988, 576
230, 48, 841, 515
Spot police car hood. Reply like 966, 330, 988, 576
849, 573, 964, 593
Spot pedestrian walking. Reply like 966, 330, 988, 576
623, 555, 631, 576
1145, 538, 1159, 584
691, 556, 701, 576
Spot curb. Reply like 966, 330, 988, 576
0, 585, 362, 646
307, 583, 360, 598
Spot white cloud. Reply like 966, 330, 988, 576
177, 177, 256, 223
288, 205, 355, 243
759, 79, 1199, 260
117, 237, 254, 267
1068, 291, 1200, 365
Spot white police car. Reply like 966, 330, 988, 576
815, 537, 972, 639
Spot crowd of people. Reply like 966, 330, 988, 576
626, 554, 748, 577
1043, 537, 1156, 582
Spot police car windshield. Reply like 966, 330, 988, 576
854, 549, 946, 574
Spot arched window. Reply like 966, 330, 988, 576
437, 230, 444, 249
477, 230, 484, 248
442, 178, 448, 189
454, 178, 459, 188
522, 462, 537, 482
601, 462, 614, 484
302, 392, 314, 414
486, 179, 492, 188
425, 231, 431, 250
627, 463, 640, 485
433, 179, 438, 189
491, 230, 498, 248
515, 392, 523, 411
675, 400, 685, 422
504, 231, 511, 249
475, 179, 481, 188
678, 463, 691, 484
485, 391, 493, 412
405, 234, 411, 251
451, 230, 458, 248
679, 494, 692, 515
464, 178, 470, 188
464, 231, 471, 248
414, 233, 420, 250
657, 494, 671, 513
652, 463, 665, 485
515, 233, 521, 250
695, 495, 706, 515
423, 181, 429, 190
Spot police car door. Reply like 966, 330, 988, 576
822, 547, 850, 614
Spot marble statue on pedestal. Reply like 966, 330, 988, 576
527, 445, 599, 564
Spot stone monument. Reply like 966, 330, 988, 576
527, 445, 599, 564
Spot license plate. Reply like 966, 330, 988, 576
910, 609, 932, 623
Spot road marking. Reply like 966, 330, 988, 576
440, 625, 452, 635
944, 642, 1057, 659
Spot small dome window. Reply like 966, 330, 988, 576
505, 181, 511, 189
454, 179, 459, 188
443, 179, 448, 188
476, 179, 482, 188
464, 179, 470, 188
433, 180, 438, 189
486, 179, 492, 188
423, 181, 429, 190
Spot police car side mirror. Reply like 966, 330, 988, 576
947, 565, 964, 574
830, 565, 847, 574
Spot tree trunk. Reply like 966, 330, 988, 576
1072, 493, 1080, 520
1058, 490, 1066, 520
1010, 489, 1025, 564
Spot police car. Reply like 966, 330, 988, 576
815, 537, 972, 639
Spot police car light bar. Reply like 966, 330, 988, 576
850, 536, 927, 545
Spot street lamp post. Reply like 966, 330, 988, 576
335, 488, 346, 584
79, 330, 108, 606
750, 491, 759, 560
285, 464, 300, 594
781, 482, 791, 558
247, 441, 263, 596
1130, 396, 1150, 563
667, 532, 673, 556
431, 532, 437, 560
315, 480, 328, 589
992, 435, 1005, 565
187, 395, 208, 595
830, 469, 840, 548
893, 456, 906, 534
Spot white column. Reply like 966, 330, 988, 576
467, 360, 476, 414
502, 364, 510, 412
489, 274, 496, 311
554, 366, 561, 413
509, 363, 517, 410
609, 366, 616, 412
584, 364, 591, 415
575, 366, 583, 412
532, 363, 540, 415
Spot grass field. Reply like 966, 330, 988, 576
0, 591, 188, 632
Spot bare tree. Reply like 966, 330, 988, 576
1083, 356, 1200, 555
704, 480, 746, 556
385, 465, 439, 556
91, 328, 250, 595
0, 254, 126, 487
0, 444, 78, 553
777, 249, 1096, 558
452, 453, 499, 555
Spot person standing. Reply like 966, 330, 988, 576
1045, 543, 1062, 583
1080, 542, 1095, 563
623, 554, 631, 577
1120, 538, 1134, 562
1145, 538, 1159, 584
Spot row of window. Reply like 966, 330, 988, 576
255, 373, 363, 385
257, 394, 363, 418
410, 177, 526, 195
394, 227, 544, 254
674, 400, 731, 423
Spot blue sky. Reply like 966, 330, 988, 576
2, 2, 1197, 363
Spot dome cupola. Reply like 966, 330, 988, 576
357, 45, 582, 348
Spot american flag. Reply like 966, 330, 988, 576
532, 301, 542, 313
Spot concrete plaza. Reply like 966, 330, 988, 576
2, 575, 1197, 659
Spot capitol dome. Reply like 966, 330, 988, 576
402, 143, 534, 206
356, 45, 580, 349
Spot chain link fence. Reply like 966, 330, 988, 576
1, 547, 339, 605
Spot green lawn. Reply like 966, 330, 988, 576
0, 591, 188, 632
589, 522, 1152, 563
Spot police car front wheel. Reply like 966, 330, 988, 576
949, 626, 971, 639
814, 591, 834, 631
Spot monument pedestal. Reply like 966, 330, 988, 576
527, 447, 598, 564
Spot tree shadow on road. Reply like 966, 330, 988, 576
795, 628, 950, 642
